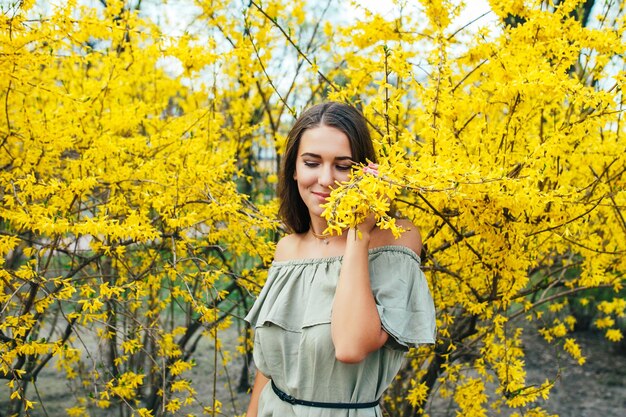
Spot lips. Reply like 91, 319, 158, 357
312, 191, 331, 202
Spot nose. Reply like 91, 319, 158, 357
318, 165, 334, 188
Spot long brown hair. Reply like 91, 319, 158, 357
278, 102, 377, 234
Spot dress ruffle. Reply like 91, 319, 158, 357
245, 245, 436, 349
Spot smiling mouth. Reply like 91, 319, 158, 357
313, 192, 331, 200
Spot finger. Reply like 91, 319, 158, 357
362, 165, 379, 177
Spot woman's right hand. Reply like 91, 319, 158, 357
356, 162, 385, 237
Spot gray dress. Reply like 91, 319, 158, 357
244, 245, 436, 417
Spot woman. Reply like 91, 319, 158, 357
245, 102, 436, 416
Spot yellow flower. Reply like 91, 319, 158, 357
606, 329, 623, 342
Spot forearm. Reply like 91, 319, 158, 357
331, 228, 388, 363
246, 371, 269, 417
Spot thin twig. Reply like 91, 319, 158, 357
248, 0, 338, 92
526, 195, 605, 237
508, 285, 613, 321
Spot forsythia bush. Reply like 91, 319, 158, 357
1, 0, 624, 416
0, 1, 279, 415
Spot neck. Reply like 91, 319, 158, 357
308, 220, 348, 246
309, 227, 333, 245
309, 218, 329, 237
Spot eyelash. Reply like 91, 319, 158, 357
303, 161, 352, 171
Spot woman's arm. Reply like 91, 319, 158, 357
246, 371, 270, 417
331, 219, 388, 363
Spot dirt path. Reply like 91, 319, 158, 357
520, 329, 626, 417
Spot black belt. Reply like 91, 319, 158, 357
271, 380, 380, 409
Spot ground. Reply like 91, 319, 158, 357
519, 329, 626, 417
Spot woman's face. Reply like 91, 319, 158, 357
294, 125, 354, 221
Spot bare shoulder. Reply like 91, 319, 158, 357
273, 233, 303, 262
373, 218, 423, 256
394, 218, 423, 256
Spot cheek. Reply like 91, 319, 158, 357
334, 170, 351, 184
294, 166, 315, 187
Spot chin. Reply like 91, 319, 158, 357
307, 208, 325, 219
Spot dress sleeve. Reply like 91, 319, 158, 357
369, 247, 437, 350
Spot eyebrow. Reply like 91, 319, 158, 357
300, 152, 354, 162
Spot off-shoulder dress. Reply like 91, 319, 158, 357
244, 245, 436, 417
